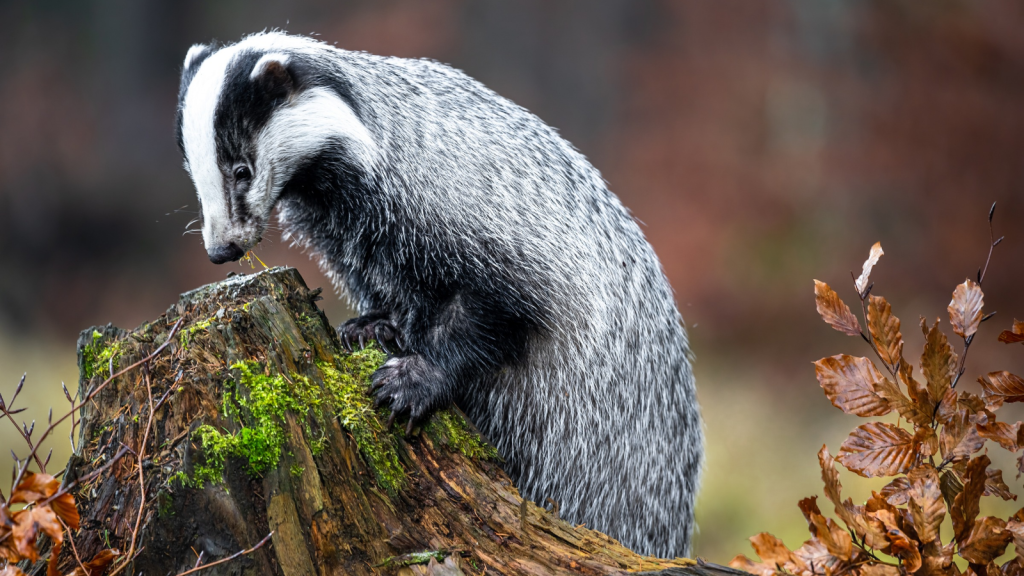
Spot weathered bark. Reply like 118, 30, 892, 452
58, 267, 737, 576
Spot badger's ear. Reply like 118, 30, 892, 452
250, 53, 295, 96
183, 43, 212, 72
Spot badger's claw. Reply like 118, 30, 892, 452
337, 315, 403, 354
374, 323, 397, 354
371, 355, 448, 436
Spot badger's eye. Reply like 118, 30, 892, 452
233, 165, 252, 181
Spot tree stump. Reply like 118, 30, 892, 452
60, 267, 734, 576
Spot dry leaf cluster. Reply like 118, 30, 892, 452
0, 379, 121, 576
732, 211, 1024, 576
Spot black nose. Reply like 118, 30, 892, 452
208, 242, 245, 264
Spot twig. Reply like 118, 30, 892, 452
174, 531, 274, 576
37, 445, 131, 510
10, 318, 183, 493
59, 516, 90, 576
850, 273, 898, 378
951, 204, 1001, 389
1, 374, 48, 472
108, 364, 157, 576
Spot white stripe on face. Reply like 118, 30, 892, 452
181, 47, 237, 249
251, 86, 377, 212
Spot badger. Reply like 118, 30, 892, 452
175, 32, 703, 557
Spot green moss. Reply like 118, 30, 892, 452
296, 313, 322, 334
156, 491, 174, 517
167, 471, 190, 487
182, 343, 496, 494
290, 464, 305, 477
425, 410, 500, 461
81, 330, 127, 380
179, 316, 215, 348
186, 351, 405, 493
317, 351, 405, 492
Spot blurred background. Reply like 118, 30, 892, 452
3, 0, 1024, 563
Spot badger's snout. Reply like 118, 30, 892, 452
208, 242, 245, 264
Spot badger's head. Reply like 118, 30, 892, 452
176, 36, 375, 264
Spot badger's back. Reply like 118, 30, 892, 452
345, 53, 702, 557
206, 33, 703, 557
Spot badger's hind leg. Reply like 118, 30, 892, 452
371, 355, 451, 434
337, 313, 404, 354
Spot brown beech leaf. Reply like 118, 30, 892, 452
818, 450, 841, 506
881, 476, 912, 505
808, 512, 854, 561
0, 566, 27, 576
9, 471, 59, 504
936, 387, 959, 425
793, 539, 845, 576
838, 422, 916, 478
961, 393, 985, 413
917, 541, 955, 576
10, 472, 79, 531
1004, 557, 1024, 576
885, 523, 923, 573
949, 280, 985, 339
750, 533, 807, 573
915, 426, 939, 457
877, 375, 932, 427
0, 539, 18, 564
1006, 518, 1024, 557
975, 410, 1020, 451
861, 564, 902, 576
10, 506, 63, 562
856, 242, 884, 295
49, 491, 79, 532
819, 445, 863, 530
815, 280, 862, 336
868, 295, 904, 367
66, 549, 121, 576
983, 468, 1016, 501
922, 318, 958, 404
960, 516, 1012, 565
858, 494, 895, 550
907, 466, 945, 544
998, 320, 1024, 344
815, 355, 892, 417
940, 471, 964, 510
979, 372, 1024, 410
797, 496, 854, 560
940, 405, 985, 465
730, 555, 778, 576
798, 496, 822, 520
952, 456, 990, 543
899, 361, 935, 422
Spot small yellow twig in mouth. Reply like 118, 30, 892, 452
241, 251, 269, 269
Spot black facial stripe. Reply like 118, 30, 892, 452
213, 50, 282, 168
233, 184, 251, 221
175, 44, 214, 154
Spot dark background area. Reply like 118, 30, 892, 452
3, 0, 1024, 562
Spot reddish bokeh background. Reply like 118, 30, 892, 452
2, 0, 1024, 561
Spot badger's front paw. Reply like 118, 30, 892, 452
371, 355, 449, 434
337, 315, 404, 354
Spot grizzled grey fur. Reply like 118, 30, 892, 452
175, 32, 703, 557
